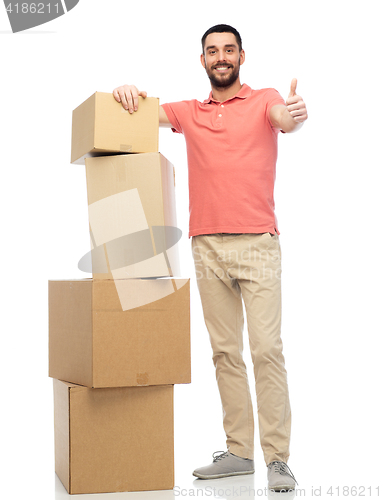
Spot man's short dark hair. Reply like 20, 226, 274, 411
201, 24, 243, 53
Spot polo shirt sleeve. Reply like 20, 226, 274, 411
161, 101, 192, 134
263, 88, 286, 131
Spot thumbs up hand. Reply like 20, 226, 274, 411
286, 78, 308, 123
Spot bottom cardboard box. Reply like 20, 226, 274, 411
53, 379, 174, 494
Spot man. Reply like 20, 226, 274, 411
113, 24, 307, 491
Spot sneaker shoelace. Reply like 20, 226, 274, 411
269, 461, 298, 485
212, 451, 229, 462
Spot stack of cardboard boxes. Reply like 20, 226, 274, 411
49, 92, 190, 495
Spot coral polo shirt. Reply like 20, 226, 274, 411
162, 84, 285, 238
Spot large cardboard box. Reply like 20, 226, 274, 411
71, 92, 159, 164
53, 379, 174, 494
49, 278, 191, 388
80, 152, 181, 279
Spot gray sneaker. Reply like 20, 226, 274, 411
267, 461, 298, 491
193, 451, 255, 479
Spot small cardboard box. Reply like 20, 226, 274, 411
49, 278, 191, 388
71, 92, 159, 164
53, 379, 174, 494
81, 152, 181, 280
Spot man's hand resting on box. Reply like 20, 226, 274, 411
113, 84, 172, 127
113, 84, 147, 114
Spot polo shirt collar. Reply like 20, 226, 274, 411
203, 83, 251, 104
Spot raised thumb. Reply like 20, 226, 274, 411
289, 78, 298, 98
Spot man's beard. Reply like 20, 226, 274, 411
206, 59, 241, 88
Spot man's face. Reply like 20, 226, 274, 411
201, 32, 245, 88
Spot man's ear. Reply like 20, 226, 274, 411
240, 49, 245, 66
200, 53, 206, 69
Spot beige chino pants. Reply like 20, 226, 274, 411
191, 232, 291, 465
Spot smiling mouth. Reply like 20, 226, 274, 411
213, 65, 232, 72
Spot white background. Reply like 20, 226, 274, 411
1, 1, 382, 498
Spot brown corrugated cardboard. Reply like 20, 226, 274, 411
49, 278, 191, 388
81, 152, 180, 279
53, 379, 174, 494
71, 92, 159, 164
